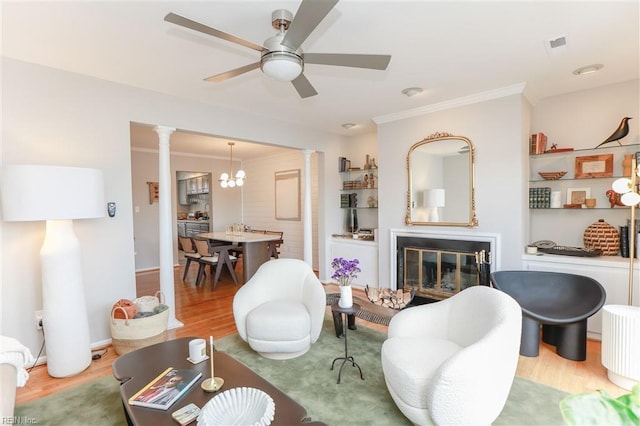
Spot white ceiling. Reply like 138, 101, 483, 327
2, 1, 638, 159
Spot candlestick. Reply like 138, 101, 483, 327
201, 335, 224, 392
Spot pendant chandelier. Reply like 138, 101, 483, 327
219, 142, 246, 188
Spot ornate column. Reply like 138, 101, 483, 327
302, 150, 314, 265
154, 125, 183, 329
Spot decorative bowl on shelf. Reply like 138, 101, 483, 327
538, 171, 567, 180
197, 387, 275, 426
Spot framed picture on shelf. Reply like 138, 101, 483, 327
566, 187, 591, 205
574, 154, 613, 179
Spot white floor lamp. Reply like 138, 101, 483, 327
1, 165, 105, 377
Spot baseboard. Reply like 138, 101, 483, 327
25, 339, 113, 369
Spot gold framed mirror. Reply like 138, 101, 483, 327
405, 132, 478, 227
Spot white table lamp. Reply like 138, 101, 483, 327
424, 189, 445, 222
1, 165, 105, 377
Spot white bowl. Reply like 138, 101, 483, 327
197, 387, 275, 426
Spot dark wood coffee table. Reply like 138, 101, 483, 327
112, 337, 316, 425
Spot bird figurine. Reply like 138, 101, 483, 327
595, 117, 632, 148
606, 189, 626, 208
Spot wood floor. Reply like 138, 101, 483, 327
16, 259, 628, 406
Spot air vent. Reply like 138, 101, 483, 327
548, 36, 567, 49
544, 34, 569, 56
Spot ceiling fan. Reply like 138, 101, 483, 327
164, 0, 391, 98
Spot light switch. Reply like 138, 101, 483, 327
135, 206, 140, 213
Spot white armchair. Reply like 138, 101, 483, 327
0, 336, 34, 419
381, 286, 522, 426
233, 258, 326, 360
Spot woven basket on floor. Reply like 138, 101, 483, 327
583, 219, 620, 256
110, 303, 169, 355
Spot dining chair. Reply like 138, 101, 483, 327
229, 243, 245, 268
193, 239, 239, 289
178, 236, 201, 282
265, 231, 284, 259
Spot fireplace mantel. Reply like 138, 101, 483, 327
390, 229, 501, 294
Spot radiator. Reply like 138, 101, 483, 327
601, 305, 640, 391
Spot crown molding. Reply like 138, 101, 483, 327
373, 83, 527, 125
130, 147, 228, 161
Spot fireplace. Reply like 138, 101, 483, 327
391, 230, 498, 303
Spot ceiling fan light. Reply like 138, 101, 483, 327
261, 52, 303, 81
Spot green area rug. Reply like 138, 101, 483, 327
16, 319, 568, 425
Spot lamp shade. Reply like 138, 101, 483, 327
612, 178, 633, 194
260, 34, 303, 82
261, 54, 303, 81
1, 165, 105, 221
424, 189, 445, 208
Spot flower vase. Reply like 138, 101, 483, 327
339, 285, 353, 308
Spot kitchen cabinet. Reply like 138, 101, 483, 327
187, 178, 197, 195
178, 180, 188, 205
185, 221, 209, 238
185, 176, 210, 195
177, 221, 210, 242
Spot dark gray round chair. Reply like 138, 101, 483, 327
490, 270, 606, 361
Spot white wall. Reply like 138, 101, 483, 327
0, 58, 343, 355
242, 149, 319, 268
377, 94, 527, 287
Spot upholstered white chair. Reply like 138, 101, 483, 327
0, 336, 34, 419
233, 258, 325, 360
381, 286, 522, 426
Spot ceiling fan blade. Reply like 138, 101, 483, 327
291, 74, 318, 98
281, 0, 339, 51
304, 53, 391, 70
165, 12, 264, 52
204, 62, 261, 83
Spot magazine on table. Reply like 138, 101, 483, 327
128, 367, 202, 410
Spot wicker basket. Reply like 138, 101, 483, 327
583, 219, 620, 256
110, 303, 169, 355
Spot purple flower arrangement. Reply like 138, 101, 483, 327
331, 257, 361, 286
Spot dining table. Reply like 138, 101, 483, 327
195, 231, 281, 281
